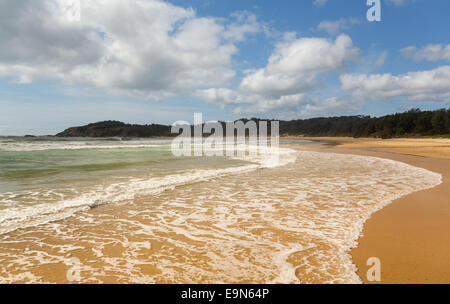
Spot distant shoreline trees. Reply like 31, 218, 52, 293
277, 108, 450, 138
56, 108, 450, 139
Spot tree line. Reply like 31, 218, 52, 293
277, 108, 450, 138
56, 108, 450, 139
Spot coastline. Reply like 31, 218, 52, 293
297, 137, 450, 284
0, 137, 449, 283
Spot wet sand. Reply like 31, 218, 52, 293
0, 138, 448, 284
301, 137, 450, 284
2, 141, 441, 284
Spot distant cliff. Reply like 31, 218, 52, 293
56, 121, 173, 138
56, 108, 450, 139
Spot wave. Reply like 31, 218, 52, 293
0, 142, 171, 152
0, 147, 442, 284
0, 145, 297, 235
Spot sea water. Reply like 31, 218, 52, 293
0, 137, 441, 283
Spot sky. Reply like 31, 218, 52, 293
1, 0, 450, 135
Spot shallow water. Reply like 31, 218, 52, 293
0, 137, 260, 235
0, 138, 442, 283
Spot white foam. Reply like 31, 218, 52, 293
0, 138, 172, 152
0, 148, 441, 284
0, 144, 297, 235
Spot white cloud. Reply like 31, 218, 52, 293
313, 0, 327, 7
239, 34, 360, 97
223, 11, 261, 42
0, 0, 365, 118
340, 66, 450, 102
317, 18, 360, 35
299, 96, 364, 117
195, 34, 361, 116
401, 44, 450, 62
0, 0, 261, 100
373, 51, 388, 68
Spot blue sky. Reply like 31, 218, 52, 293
1, 0, 450, 135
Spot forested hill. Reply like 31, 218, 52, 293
56, 121, 173, 138
279, 108, 450, 138
56, 108, 450, 139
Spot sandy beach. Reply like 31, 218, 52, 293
0, 137, 448, 284
3, 0, 450, 291
301, 137, 450, 284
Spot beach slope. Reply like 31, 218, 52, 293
307, 138, 450, 284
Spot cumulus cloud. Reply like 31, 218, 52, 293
299, 96, 364, 117
313, 0, 328, 7
223, 11, 261, 42
401, 44, 450, 62
0, 0, 261, 100
0, 0, 366, 118
317, 18, 360, 35
195, 34, 361, 116
340, 66, 450, 102
240, 34, 360, 96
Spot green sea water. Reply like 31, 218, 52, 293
0, 137, 250, 234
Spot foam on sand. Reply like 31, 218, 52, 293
0, 148, 441, 284
0, 143, 297, 235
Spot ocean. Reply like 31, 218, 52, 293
0, 137, 442, 283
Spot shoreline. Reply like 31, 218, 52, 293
0, 137, 449, 283
297, 137, 450, 284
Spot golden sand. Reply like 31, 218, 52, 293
0, 137, 448, 284
302, 137, 450, 284
298, 137, 450, 159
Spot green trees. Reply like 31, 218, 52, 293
448, 109, 450, 131
56, 108, 450, 138
56, 121, 173, 137
431, 109, 448, 134
277, 108, 450, 138
415, 112, 433, 134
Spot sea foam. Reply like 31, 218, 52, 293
0, 143, 442, 284
0, 142, 296, 235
